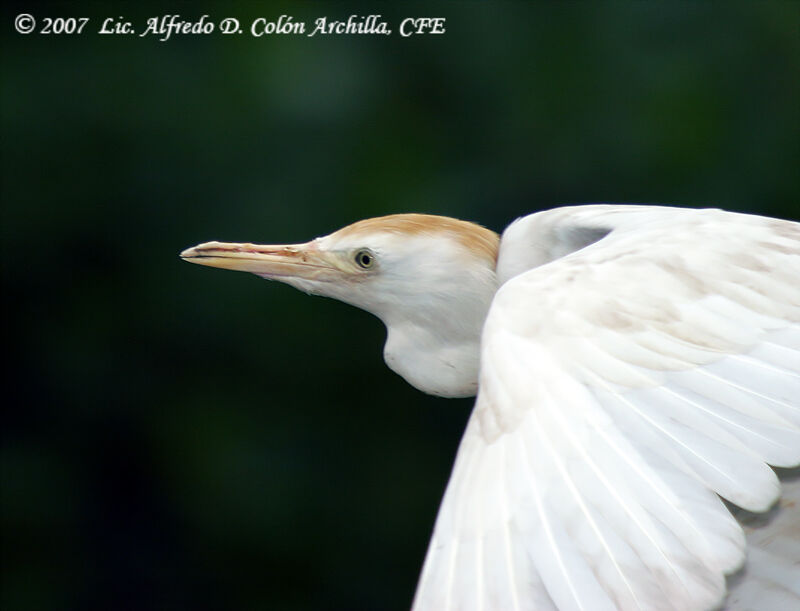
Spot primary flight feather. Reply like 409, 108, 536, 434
181, 205, 800, 610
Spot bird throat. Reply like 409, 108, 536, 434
381, 317, 483, 399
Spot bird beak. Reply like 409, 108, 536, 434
180, 240, 340, 281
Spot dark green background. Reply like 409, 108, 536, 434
2, 2, 798, 610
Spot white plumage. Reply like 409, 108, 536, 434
182, 205, 800, 610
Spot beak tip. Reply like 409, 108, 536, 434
180, 246, 201, 260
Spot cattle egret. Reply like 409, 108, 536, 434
181, 205, 800, 611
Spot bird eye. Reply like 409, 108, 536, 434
355, 249, 374, 269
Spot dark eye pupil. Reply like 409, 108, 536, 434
356, 250, 372, 269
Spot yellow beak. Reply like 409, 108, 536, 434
180, 240, 339, 280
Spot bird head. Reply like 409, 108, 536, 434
181, 214, 500, 397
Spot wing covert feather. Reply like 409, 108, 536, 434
413, 206, 800, 611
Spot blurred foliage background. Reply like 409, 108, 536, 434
2, 1, 798, 610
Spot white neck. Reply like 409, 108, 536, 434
377, 271, 497, 398
383, 322, 481, 398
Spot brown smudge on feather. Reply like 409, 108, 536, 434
657, 258, 711, 297
757, 240, 800, 256
730, 253, 770, 272
767, 219, 800, 241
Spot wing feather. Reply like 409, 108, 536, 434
412, 206, 800, 611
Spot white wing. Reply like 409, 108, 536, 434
725, 470, 800, 611
412, 205, 800, 611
